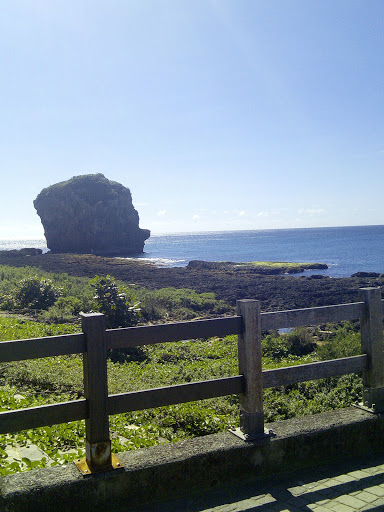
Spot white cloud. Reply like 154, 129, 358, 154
156, 209, 167, 216
232, 209, 246, 217
192, 214, 200, 220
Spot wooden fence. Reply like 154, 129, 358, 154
0, 287, 383, 474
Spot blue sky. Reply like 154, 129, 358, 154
1, 0, 383, 239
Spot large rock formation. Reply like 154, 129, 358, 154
34, 174, 150, 255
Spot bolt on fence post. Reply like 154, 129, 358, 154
77, 313, 113, 473
359, 287, 384, 413
232, 299, 269, 440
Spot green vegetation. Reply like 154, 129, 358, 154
90, 275, 140, 328
14, 276, 61, 310
0, 264, 232, 323
188, 260, 327, 274
0, 316, 365, 475
0, 265, 94, 320
249, 261, 324, 272
0, 263, 369, 475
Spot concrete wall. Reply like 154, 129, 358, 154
1, 406, 384, 512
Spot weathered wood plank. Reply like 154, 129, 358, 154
360, 288, 384, 411
108, 376, 244, 415
0, 399, 87, 434
237, 299, 264, 437
106, 316, 243, 349
360, 288, 384, 388
81, 313, 111, 466
261, 302, 364, 331
262, 355, 367, 388
0, 333, 85, 362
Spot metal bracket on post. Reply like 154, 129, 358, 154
230, 300, 274, 442
230, 423, 274, 442
75, 450, 123, 476
354, 288, 384, 414
75, 313, 124, 475
354, 386, 384, 414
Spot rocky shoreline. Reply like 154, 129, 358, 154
187, 260, 329, 274
0, 251, 383, 313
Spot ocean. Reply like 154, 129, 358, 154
1, 225, 383, 278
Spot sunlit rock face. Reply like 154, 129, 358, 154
34, 173, 150, 255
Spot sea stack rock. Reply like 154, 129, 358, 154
34, 173, 150, 255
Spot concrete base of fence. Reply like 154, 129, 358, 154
2, 406, 384, 512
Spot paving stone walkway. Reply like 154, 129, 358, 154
132, 453, 384, 512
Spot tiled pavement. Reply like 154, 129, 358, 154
133, 453, 384, 512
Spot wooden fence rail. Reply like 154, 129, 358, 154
0, 287, 383, 474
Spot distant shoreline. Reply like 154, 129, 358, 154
2, 225, 384, 277
0, 251, 382, 312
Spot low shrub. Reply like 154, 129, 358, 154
317, 322, 361, 360
262, 334, 291, 359
15, 276, 61, 310
91, 275, 140, 329
39, 297, 84, 324
285, 327, 316, 356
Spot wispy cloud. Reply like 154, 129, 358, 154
156, 209, 167, 216
256, 209, 284, 218
231, 209, 246, 217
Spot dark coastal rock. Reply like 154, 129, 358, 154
0, 248, 43, 257
33, 174, 150, 255
286, 263, 328, 273
351, 271, 381, 278
188, 261, 232, 270
187, 260, 329, 275
19, 248, 43, 256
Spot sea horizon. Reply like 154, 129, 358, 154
1, 224, 384, 278
2, 222, 384, 241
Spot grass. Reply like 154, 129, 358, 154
250, 261, 317, 269
245, 261, 328, 273
0, 263, 233, 323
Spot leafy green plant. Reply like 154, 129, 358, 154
39, 296, 84, 324
285, 327, 316, 356
262, 334, 291, 359
15, 276, 62, 310
138, 287, 231, 321
0, 294, 17, 311
317, 323, 361, 360
91, 275, 140, 329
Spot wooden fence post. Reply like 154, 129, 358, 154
233, 299, 269, 440
359, 287, 384, 412
75, 313, 121, 474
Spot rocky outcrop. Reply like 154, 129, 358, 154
34, 174, 150, 255
0, 248, 43, 257
187, 260, 328, 274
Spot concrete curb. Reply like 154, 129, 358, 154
1, 406, 384, 512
